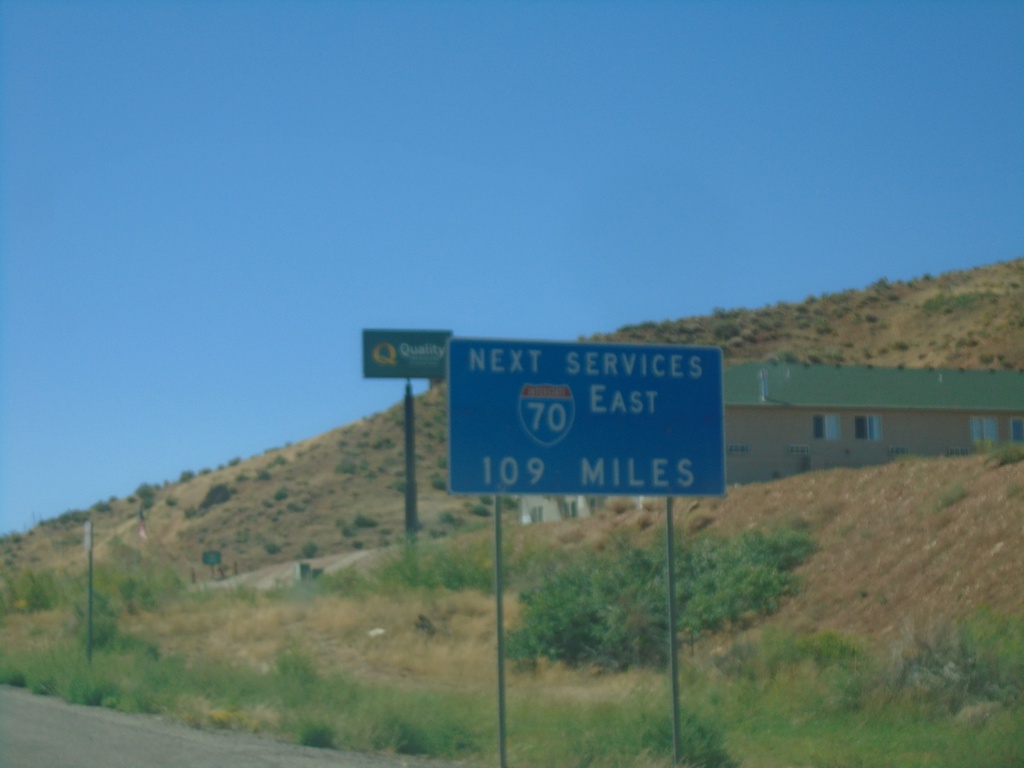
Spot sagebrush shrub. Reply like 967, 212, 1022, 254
508, 527, 814, 670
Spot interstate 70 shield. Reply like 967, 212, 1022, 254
517, 384, 575, 447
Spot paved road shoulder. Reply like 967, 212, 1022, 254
0, 685, 469, 768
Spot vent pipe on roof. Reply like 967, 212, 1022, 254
759, 369, 768, 402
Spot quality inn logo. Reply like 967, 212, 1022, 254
372, 342, 398, 366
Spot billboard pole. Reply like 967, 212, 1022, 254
404, 379, 418, 538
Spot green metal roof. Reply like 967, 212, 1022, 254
724, 362, 1024, 411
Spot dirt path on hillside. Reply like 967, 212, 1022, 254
198, 549, 383, 590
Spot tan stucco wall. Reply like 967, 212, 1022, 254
724, 405, 1023, 485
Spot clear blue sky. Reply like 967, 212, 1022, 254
2, 1, 1022, 535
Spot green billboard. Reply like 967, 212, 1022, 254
362, 329, 452, 379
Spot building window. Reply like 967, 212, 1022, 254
889, 446, 910, 456
855, 415, 882, 441
787, 444, 810, 455
727, 444, 750, 454
970, 416, 998, 443
813, 414, 841, 440
1010, 418, 1023, 443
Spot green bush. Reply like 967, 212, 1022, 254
136, 484, 157, 510
509, 527, 814, 670
9, 568, 63, 612
372, 540, 493, 593
50, 508, 89, 526
989, 443, 1024, 466
680, 528, 814, 639
199, 484, 234, 509
508, 538, 666, 670
301, 542, 319, 559
439, 510, 461, 527
354, 513, 378, 529
297, 719, 335, 748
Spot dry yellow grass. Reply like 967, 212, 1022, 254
123, 581, 673, 710
129, 588, 508, 689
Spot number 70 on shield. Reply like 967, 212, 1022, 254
482, 456, 545, 487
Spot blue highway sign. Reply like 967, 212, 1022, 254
447, 338, 725, 496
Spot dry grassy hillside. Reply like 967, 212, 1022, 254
542, 451, 1024, 641
2, 385, 456, 577
597, 256, 1024, 371
3, 256, 1023, 638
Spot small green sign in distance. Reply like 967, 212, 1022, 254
202, 550, 222, 566
362, 329, 452, 379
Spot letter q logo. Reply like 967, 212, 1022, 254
373, 342, 398, 366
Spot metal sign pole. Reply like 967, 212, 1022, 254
494, 493, 509, 768
665, 496, 682, 764
85, 519, 94, 664
404, 379, 418, 538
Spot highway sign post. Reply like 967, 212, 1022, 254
448, 338, 725, 767
202, 550, 222, 579
84, 520, 93, 664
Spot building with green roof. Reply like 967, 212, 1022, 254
722, 362, 1024, 484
